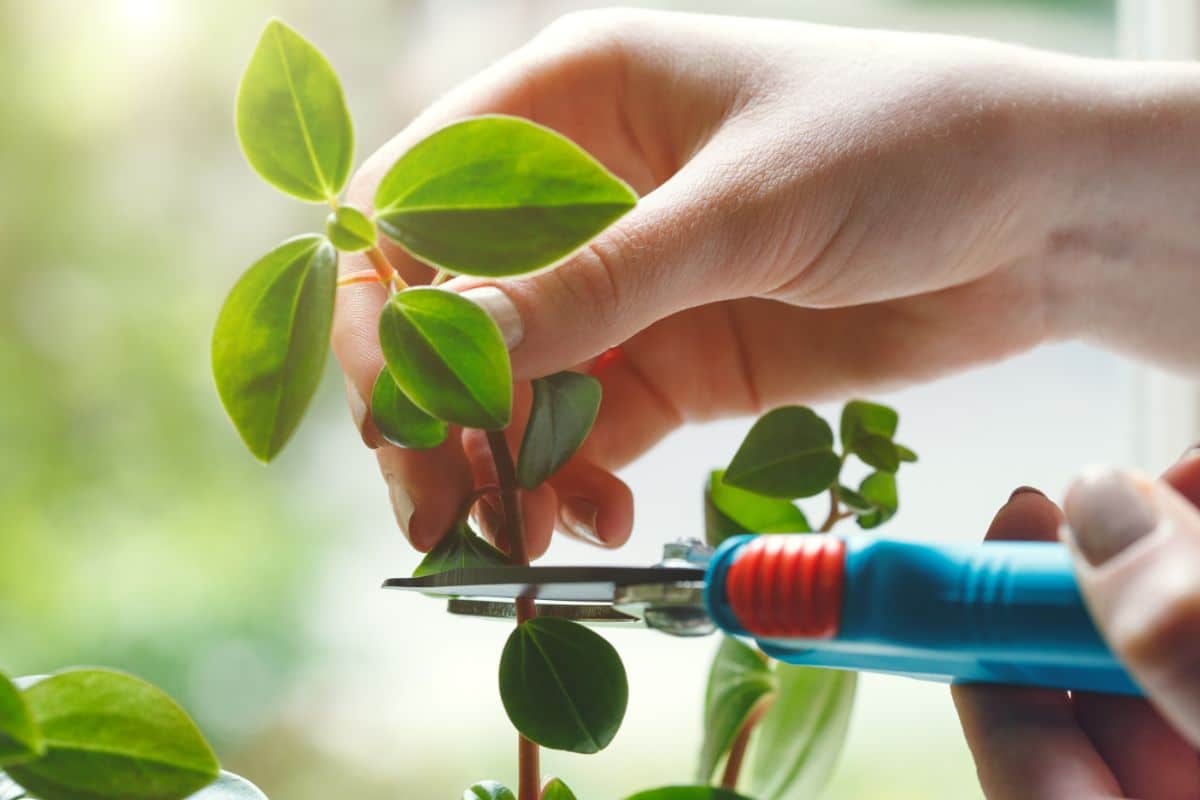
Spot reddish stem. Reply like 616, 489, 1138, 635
485, 429, 539, 800
720, 697, 774, 790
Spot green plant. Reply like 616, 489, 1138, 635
213, 19, 919, 800
0, 669, 265, 799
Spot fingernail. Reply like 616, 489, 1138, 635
343, 376, 382, 449
460, 286, 523, 350
384, 472, 415, 536
1178, 442, 1200, 464
1064, 468, 1157, 567
1009, 485, 1045, 502
559, 498, 603, 546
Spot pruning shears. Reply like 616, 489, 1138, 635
385, 534, 1142, 696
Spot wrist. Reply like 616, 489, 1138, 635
1032, 57, 1200, 369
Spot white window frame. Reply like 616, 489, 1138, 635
1118, 0, 1200, 469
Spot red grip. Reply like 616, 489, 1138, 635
726, 535, 845, 639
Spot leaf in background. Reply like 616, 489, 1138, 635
464, 782, 515, 800
499, 618, 627, 754
836, 485, 873, 515
896, 443, 918, 463
324, 206, 376, 252
540, 778, 578, 800
516, 371, 601, 489
378, 288, 512, 430
0, 674, 41, 768
370, 368, 448, 449
374, 116, 637, 277
413, 522, 509, 578
748, 667, 856, 800
697, 637, 776, 783
838, 400, 898, 448
236, 19, 353, 202
852, 434, 900, 473
856, 472, 898, 530
187, 772, 269, 799
6, 670, 219, 800
623, 788, 754, 800
723, 407, 840, 499
705, 470, 811, 546
213, 235, 337, 462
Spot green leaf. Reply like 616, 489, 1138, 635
5, 669, 219, 800
705, 470, 810, 546
856, 471, 898, 530
853, 433, 900, 473
697, 637, 775, 783
624, 788, 753, 800
896, 443, 918, 463
374, 116, 637, 277
723, 407, 840, 499
838, 400, 898, 449
370, 368, 448, 449
413, 522, 509, 578
213, 235, 337, 462
463, 782, 515, 800
748, 667, 856, 800
324, 206, 376, 252
378, 287, 512, 430
516, 372, 601, 489
540, 778, 578, 800
836, 485, 873, 515
0, 674, 41, 768
236, 19, 353, 202
499, 617, 627, 754
187, 772, 268, 799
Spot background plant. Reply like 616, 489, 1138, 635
0, 669, 265, 800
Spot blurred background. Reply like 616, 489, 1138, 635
1, 0, 1176, 797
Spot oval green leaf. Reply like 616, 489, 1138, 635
838, 400, 898, 448
499, 617, 627, 754
516, 371, 601, 489
856, 471, 898, 530
413, 522, 510, 578
540, 778, 577, 800
896, 443, 918, 463
748, 667, 856, 800
0, 674, 41, 768
374, 116, 637, 277
188, 772, 268, 800
705, 470, 811, 547
624, 788, 753, 800
370, 367, 448, 449
378, 287, 512, 430
853, 433, 900, 473
724, 407, 840, 499
697, 637, 776, 783
5, 670, 219, 800
213, 235, 337, 462
464, 782, 515, 800
236, 19, 353, 202
836, 485, 874, 515
325, 206, 376, 252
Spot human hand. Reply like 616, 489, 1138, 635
333, 9, 1200, 554
953, 451, 1200, 799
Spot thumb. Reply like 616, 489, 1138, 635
1063, 465, 1200, 746
442, 126, 779, 380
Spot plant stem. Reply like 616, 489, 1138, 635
365, 245, 407, 290
720, 697, 774, 790
484, 429, 540, 800
431, 268, 450, 286
818, 485, 840, 533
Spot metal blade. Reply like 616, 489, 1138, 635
382, 564, 706, 603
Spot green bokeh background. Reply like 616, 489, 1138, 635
0, 1, 1117, 797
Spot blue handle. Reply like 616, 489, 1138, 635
705, 535, 1142, 695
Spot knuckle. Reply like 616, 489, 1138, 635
1117, 569, 1200, 685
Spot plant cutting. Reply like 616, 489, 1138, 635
0, 668, 265, 799
212, 20, 918, 800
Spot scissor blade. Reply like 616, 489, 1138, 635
382, 564, 706, 603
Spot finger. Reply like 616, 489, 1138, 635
1062, 458, 1200, 748
952, 487, 1121, 799
1070, 450, 1200, 799
462, 424, 556, 562
376, 439, 474, 552
547, 459, 634, 549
